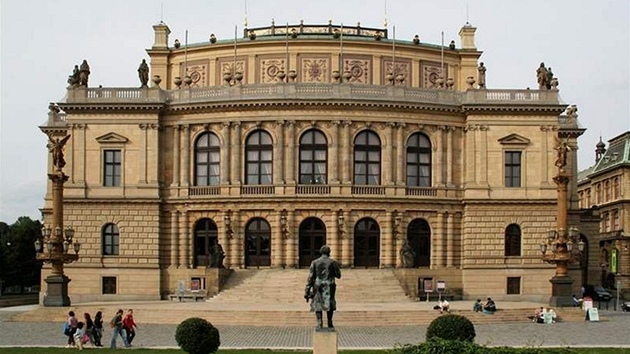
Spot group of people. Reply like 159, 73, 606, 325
473, 298, 497, 314
531, 306, 557, 324
64, 308, 137, 349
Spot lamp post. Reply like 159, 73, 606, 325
540, 138, 584, 307
35, 132, 80, 306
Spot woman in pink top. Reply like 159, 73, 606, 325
66, 311, 78, 347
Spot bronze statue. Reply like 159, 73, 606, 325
546, 67, 554, 90
47, 135, 71, 170
79, 60, 90, 86
400, 239, 415, 268
138, 59, 149, 87
209, 242, 225, 268
477, 62, 487, 89
304, 245, 341, 330
67, 65, 80, 88
536, 62, 548, 90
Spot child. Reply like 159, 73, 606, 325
73, 322, 87, 350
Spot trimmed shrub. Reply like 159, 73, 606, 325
175, 317, 220, 354
391, 339, 578, 354
425, 314, 476, 342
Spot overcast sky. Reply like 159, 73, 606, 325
1, 0, 628, 224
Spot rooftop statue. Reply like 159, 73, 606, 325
138, 59, 149, 87
304, 245, 341, 330
67, 65, 80, 88
477, 62, 487, 89
536, 62, 548, 90
79, 60, 90, 87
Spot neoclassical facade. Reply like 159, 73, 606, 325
39, 21, 596, 303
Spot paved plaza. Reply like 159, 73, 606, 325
2, 304, 630, 349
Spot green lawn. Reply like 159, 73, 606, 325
0, 348, 628, 354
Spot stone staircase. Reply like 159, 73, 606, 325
9, 269, 592, 326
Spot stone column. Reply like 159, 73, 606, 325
72, 124, 87, 185
479, 125, 489, 186
446, 126, 454, 187
446, 212, 454, 268
383, 211, 394, 267
331, 210, 341, 260
139, 124, 149, 184
231, 123, 241, 185
465, 125, 477, 186
433, 212, 445, 268
384, 123, 395, 185
171, 126, 181, 187
341, 121, 352, 184
330, 121, 340, 184
341, 210, 352, 267
396, 123, 405, 185
286, 121, 296, 184
179, 209, 189, 268
273, 209, 283, 267
221, 122, 230, 184
148, 124, 159, 184
286, 210, 297, 268
181, 125, 191, 186
435, 126, 444, 186
170, 210, 179, 267
233, 210, 243, 268
274, 121, 285, 185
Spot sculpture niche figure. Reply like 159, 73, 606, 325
138, 59, 149, 87
304, 245, 341, 330
47, 135, 71, 170
554, 138, 570, 172
400, 239, 416, 268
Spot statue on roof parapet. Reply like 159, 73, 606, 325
138, 59, 149, 87
67, 65, 80, 88
477, 62, 487, 89
536, 62, 548, 90
79, 60, 90, 87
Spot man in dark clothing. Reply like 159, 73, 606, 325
304, 245, 341, 330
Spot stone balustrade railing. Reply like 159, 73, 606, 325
63, 84, 560, 107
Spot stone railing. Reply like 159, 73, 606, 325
296, 185, 331, 195
406, 187, 438, 197
241, 185, 275, 195
189, 186, 221, 196
63, 84, 560, 108
351, 186, 386, 195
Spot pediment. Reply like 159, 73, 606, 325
498, 134, 531, 145
96, 132, 129, 144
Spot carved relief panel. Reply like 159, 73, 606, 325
257, 56, 287, 83
342, 55, 372, 84
299, 56, 330, 83
420, 61, 448, 88
217, 57, 247, 85
382, 58, 412, 86
180, 60, 208, 87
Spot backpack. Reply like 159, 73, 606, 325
109, 316, 116, 328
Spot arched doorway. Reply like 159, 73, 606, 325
245, 218, 271, 267
354, 218, 380, 267
299, 217, 326, 267
407, 219, 431, 267
194, 218, 218, 268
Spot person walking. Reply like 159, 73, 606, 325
65, 311, 78, 348
83, 313, 95, 346
109, 309, 130, 349
93, 311, 104, 347
122, 309, 138, 346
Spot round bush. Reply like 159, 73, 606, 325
175, 317, 220, 354
426, 314, 476, 342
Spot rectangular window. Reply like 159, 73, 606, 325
103, 150, 122, 186
504, 151, 521, 187
102, 276, 117, 294
613, 210, 620, 231
507, 277, 521, 295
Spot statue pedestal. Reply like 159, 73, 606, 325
549, 275, 574, 307
313, 329, 338, 354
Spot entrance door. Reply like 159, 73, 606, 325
354, 218, 380, 267
194, 218, 218, 268
299, 217, 326, 267
408, 219, 431, 267
245, 218, 271, 267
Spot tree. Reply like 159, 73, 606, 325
0, 217, 42, 294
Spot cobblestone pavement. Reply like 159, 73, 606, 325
2, 306, 630, 349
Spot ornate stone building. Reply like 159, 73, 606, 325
39, 21, 595, 303
578, 132, 630, 295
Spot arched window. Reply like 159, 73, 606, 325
605, 180, 611, 201
406, 133, 432, 187
505, 224, 521, 256
245, 130, 273, 185
102, 223, 119, 256
299, 129, 328, 184
353, 130, 381, 185
194, 132, 220, 186
613, 177, 620, 200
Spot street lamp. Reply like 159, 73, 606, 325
540, 137, 584, 307
37, 131, 80, 306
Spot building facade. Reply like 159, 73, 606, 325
39, 21, 594, 303
578, 132, 630, 295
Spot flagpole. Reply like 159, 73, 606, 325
286, 23, 289, 75
340, 23, 344, 74
392, 26, 396, 78
440, 31, 444, 80
234, 25, 237, 76
184, 30, 188, 77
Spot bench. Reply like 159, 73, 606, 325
168, 290, 207, 302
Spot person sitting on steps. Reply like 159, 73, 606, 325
473, 299, 482, 312
438, 299, 450, 314
483, 297, 496, 314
